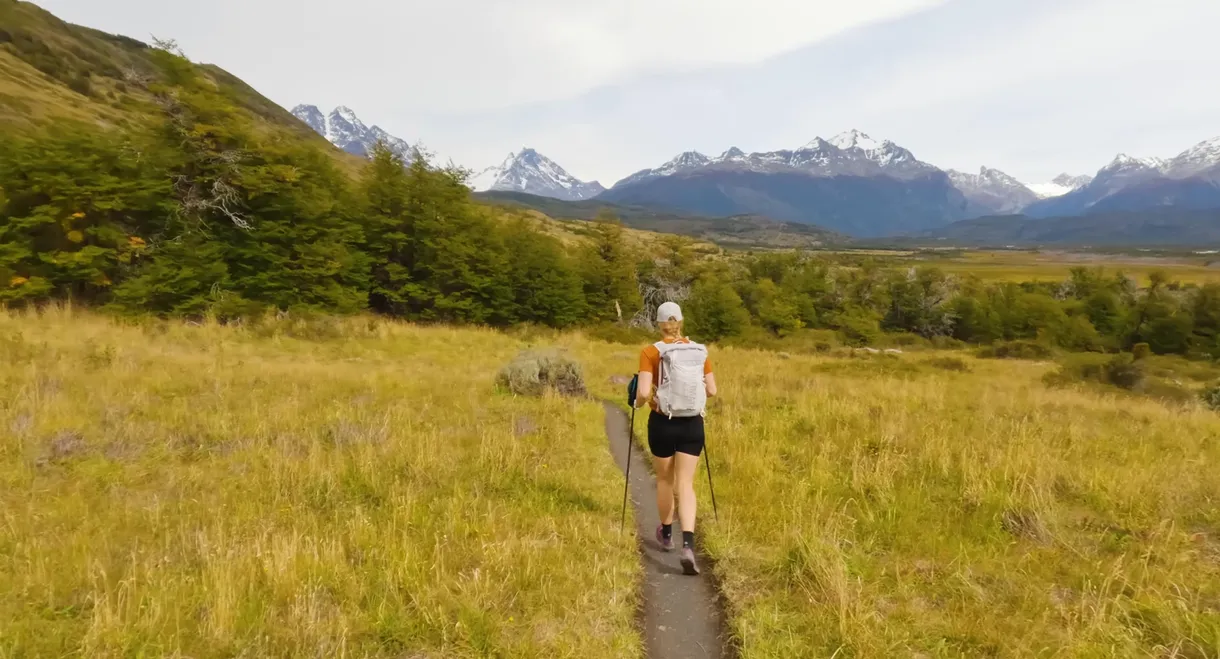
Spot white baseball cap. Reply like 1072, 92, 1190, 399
656, 301, 684, 322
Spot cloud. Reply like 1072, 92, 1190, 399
406, 0, 1220, 185
31, 0, 1220, 186
32, 0, 944, 114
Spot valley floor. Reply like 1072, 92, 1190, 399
3, 308, 1219, 657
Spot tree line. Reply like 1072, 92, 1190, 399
0, 45, 641, 328
3, 45, 1219, 359
680, 252, 1220, 358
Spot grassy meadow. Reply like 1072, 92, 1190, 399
4, 306, 1220, 658
0, 307, 638, 658
579, 341, 1220, 657
863, 249, 1220, 286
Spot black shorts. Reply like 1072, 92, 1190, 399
647, 411, 705, 458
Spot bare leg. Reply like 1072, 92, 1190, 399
653, 456, 675, 525
674, 451, 700, 533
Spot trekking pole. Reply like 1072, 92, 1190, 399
705, 438, 719, 522
621, 375, 639, 533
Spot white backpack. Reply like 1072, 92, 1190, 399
655, 340, 709, 419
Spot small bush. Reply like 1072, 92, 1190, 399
1202, 383, 1220, 411
497, 349, 587, 398
977, 340, 1054, 361
67, 75, 92, 96
1104, 354, 1144, 390
831, 309, 882, 347
1046, 353, 1145, 391
1132, 343, 1151, 361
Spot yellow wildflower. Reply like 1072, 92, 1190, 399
71, 212, 86, 220
129, 236, 147, 247
10, 276, 28, 287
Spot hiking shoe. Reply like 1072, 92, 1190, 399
680, 547, 700, 575
656, 525, 673, 552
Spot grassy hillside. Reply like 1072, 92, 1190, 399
0, 0, 363, 172
475, 190, 846, 250
0, 307, 639, 657
578, 342, 1220, 657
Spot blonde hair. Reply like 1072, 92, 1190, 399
659, 317, 683, 339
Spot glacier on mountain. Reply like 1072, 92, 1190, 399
1027, 173, 1094, 199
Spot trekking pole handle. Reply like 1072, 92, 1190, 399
627, 374, 639, 407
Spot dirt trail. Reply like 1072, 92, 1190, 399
603, 402, 732, 658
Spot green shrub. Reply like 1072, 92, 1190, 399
496, 349, 587, 398
1104, 354, 1144, 390
977, 340, 1054, 361
833, 309, 882, 347
1202, 383, 1220, 411
1132, 343, 1151, 361
1045, 353, 1145, 391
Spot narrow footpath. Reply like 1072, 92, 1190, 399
603, 402, 732, 659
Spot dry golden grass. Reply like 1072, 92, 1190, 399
914, 250, 1220, 286
580, 345, 1220, 657
0, 307, 639, 658
7, 307, 1220, 657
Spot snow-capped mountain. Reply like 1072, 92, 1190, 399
472, 148, 605, 201
947, 166, 1040, 215
1164, 136, 1220, 181
614, 151, 712, 188
1025, 137, 1220, 218
601, 130, 970, 238
1088, 154, 1169, 195
291, 105, 416, 161
1027, 173, 1094, 199
613, 130, 938, 189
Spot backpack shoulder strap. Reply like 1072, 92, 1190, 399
654, 341, 673, 385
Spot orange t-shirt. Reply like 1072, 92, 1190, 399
638, 337, 713, 412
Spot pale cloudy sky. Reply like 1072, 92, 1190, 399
34, 0, 1220, 187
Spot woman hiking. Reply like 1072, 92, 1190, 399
633, 301, 717, 575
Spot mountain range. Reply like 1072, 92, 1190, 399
292, 106, 606, 202
1025, 140, 1220, 218
292, 105, 1220, 241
